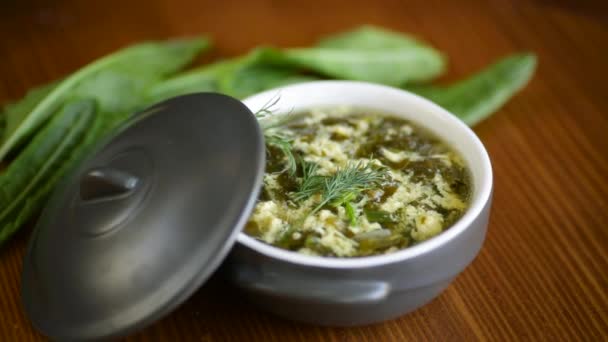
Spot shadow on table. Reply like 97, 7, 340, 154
126, 268, 394, 341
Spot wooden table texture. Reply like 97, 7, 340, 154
0, 0, 607, 340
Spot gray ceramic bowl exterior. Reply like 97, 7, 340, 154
223, 81, 493, 326
225, 198, 490, 325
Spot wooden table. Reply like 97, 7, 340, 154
1, 0, 607, 340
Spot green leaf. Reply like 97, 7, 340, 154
1, 81, 58, 149
217, 49, 320, 98
317, 25, 425, 49
0, 109, 5, 140
409, 53, 537, 126
144, 57, 238, 104
0, 99, 97, 243
277, 26, 445, 86
220, 63, 308, 98
281, 46, 444, 86
294, 160, 388, 215
264, 130, 298, 176
0, 37, 209, 161
344, 201, 357, 226
364, 209, 399, 224
149, 48, 316, 101
151, 26, 445, 100
203, 25, 447, 98
0, 105, 106, 244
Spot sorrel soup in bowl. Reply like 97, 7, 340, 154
224, 81, 493, 326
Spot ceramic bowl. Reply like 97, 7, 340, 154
223, 81, 493, 326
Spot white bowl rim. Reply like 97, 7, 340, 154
236, 80, 493, 269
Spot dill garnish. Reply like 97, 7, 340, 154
293, 160, 389, 218
254, 92, 281, 120
264, 129, 297, 176
253, 93, 298, 175
291, 160, 323, 202
255, 97, 388, 220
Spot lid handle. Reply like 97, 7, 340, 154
80, 167, 140, 202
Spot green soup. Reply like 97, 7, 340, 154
246, 108, 471, 257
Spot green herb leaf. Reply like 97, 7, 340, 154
0, 109, 106, 243
344, 201, 357, 226
152, 26, 446, 100
264, 130, 297, 176
0, 99, 97, 243
294, 160, 388, 215
145, 57, 238, 104
291, 160, 323, 202
281, 46, 444, 86
217, 48, 319, 99
409, 53, 537, 126
277, 25, 445, 86
222, 62, 318, 99
0, 109, 5, 141
252, 93, 298, 175
1, 81, 58, 151
315, 161, 387, 213
317, 25, 425, 50
355, 229, 402, 254
216, 25, 448, 98
0, 37, 209, 161
253, 91, 283, 119
364, 209, 399, 224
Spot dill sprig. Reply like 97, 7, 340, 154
264, 129, 297, 176
291, 160, 323, 202
254, 92, 281, 120
253, 93, 298, 176
254, 93, 295, 129
293, 160, 389, 216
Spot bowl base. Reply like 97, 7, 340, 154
242, 280, 452, 326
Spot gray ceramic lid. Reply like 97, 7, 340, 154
21, 93, 265, 340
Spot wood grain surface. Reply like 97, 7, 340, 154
1, 0, 607, 340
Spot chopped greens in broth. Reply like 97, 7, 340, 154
246, 108, 471, 257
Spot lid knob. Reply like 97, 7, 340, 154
80, 167, 140, 202
72, 148, 154, 237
